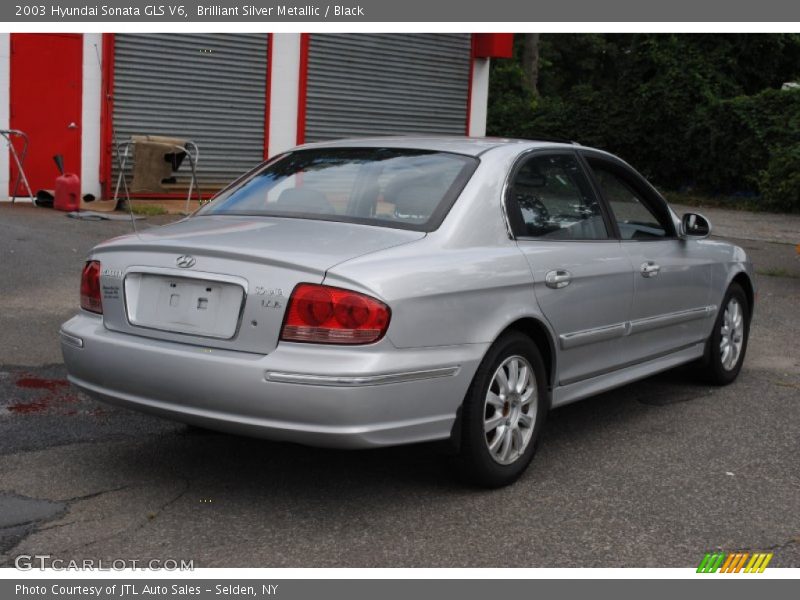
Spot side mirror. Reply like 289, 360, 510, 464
680, 212, 711, 239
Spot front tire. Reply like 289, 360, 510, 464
455, 332, 548, 488
702, 283, 750, 385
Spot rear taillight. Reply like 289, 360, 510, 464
280, 283, 390, 345
80, 260, 103, 314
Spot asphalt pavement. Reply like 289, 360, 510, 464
0, 202, 798, 568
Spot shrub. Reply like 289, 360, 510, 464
486, 61, 538, 138
757, 144, 800, 212
690, 88, 800, 197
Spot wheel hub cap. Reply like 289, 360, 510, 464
483, 355, 537, 465
719, 297, 744, 372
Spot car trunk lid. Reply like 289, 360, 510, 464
93, 216, 424, 354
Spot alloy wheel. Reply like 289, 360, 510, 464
720, 297, 744, 371
483, 355, 537, 465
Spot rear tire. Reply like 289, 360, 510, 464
455, 332, 548, 488
702, 283, 750, 386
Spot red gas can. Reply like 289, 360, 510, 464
54, 172, 80, 212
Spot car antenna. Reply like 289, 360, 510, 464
94, 42, 139, 237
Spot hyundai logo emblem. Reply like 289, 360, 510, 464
176, 255, 196, 268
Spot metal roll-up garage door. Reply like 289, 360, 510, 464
305, 34, 471, 142
113, 33, 268, 194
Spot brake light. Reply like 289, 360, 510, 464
80, 260, 103, 314
281, 283, 390, 344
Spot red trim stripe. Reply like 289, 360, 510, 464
264, 33, 273, 159
296, 33, 310, 145
99, 33, 115, 199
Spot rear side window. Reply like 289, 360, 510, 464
200, 148, 478, 232
507, 153, 609, 241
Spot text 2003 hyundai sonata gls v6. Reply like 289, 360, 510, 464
61, 137, 754, 487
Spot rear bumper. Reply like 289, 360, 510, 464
60, 313, 487, 448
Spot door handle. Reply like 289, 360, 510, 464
67, 122, 78, 129
640, 261, 661, 278
545, 269, 572, 289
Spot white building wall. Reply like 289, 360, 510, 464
0, 33, 10, 200
81, 33, 102, 198
267, 33, 302, 158
468, 58, 490, 137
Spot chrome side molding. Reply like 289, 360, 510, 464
265, 366, 461, 387
560, 323, 627, 350
558, 305, 716, 350
628, 305, 716, 335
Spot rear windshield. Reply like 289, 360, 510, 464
198, 147, 479, 231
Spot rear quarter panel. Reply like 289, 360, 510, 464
325, 146, 552, 350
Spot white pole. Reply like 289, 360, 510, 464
0, 33, 11, 200
81, 32, 102, 199
267, 33, 302, 157
468, 57, 491, 137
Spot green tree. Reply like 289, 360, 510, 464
487, 33, 800, 210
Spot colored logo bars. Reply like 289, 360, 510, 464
697, 552, 773, 573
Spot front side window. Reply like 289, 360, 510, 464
507, 153, 608, 240
588, 162, 670, 240
199, 148, 478, 231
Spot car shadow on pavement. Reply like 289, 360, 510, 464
80, 363, 719, 494
2, 360, 721, 496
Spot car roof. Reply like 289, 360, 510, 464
294, 136, 582, 157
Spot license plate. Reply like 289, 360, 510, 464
124, 273, 244, 339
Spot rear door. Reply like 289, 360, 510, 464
582, 152, 713, 361
507, 151, 634, 385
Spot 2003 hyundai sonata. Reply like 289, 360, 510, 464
61, 137, 754, 486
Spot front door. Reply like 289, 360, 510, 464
583, 154, 713, 362
9, 34, 83, 194
506, 151, 634, 385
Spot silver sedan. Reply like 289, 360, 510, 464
60, 138, 754, 487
